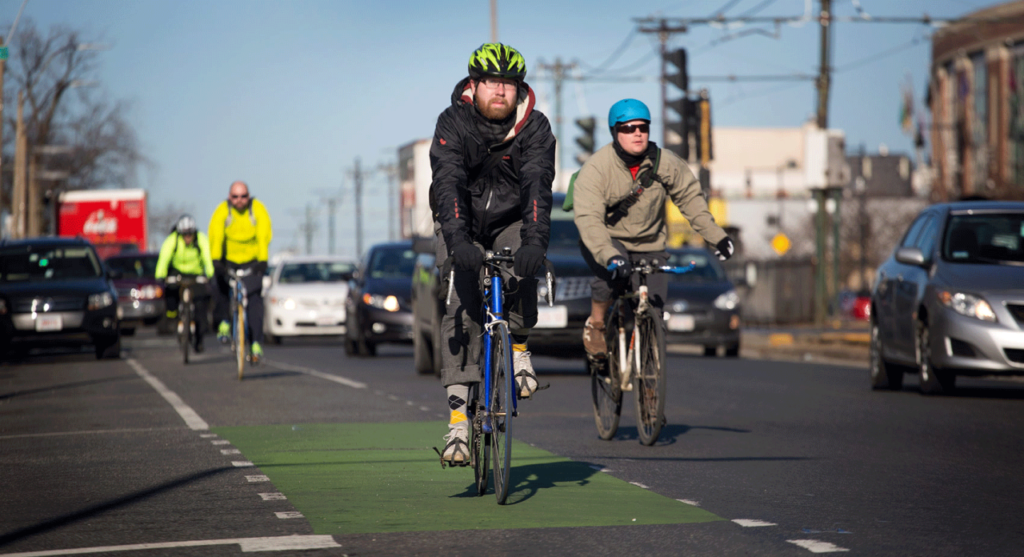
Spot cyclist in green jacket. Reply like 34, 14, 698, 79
155, 215, 215, 352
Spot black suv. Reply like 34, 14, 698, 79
0, 237, 121, 359
344, 241, 416, 356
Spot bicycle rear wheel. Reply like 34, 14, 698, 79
490, 322, 513, 504
180, 295, 191, 365
633, 311, 666, 446
236, 306, 246, 380
471, 385, 489, 496
591, 308, 622, 440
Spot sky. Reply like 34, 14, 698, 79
16, 0, 1001, 258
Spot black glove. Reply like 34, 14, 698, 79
213, 260, 226, 275
450, 242, 483, 273
715, 237, 735, 261
254, 261, 268, 275
514, 244, 546, 277
606, 255, 631, 281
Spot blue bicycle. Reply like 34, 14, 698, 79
439, 247, 554, 504
226, 267, 254, 380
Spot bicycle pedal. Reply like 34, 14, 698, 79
432, 447, 448, 469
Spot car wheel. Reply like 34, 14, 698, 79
94, 334, 121, 360
414, 329, 432, 374
268, 334, 281, 345
703, 346, 717, 357
724, 342, 740, 358
870, 320, 903, 390
358, 337, 377, 357
917, 320, 954, 395
344, 337, 357, 356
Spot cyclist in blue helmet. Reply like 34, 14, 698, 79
572, 98, 734, 358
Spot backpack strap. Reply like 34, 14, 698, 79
605, 148, 662, 226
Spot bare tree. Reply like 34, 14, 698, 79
148, 201, 196, 249
1, 20, 150, 230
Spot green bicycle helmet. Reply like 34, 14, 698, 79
468, 43, 527, 81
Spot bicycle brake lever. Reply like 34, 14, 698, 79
545, 271, 554, 307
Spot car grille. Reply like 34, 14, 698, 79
1006, 304, 1024, 327
554, 277, 592, 301
12, 296, 85, 312
1004, 348, 1024, 364
299, 298, 345, 308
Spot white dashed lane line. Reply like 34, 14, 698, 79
246, 475, 271, 482
787, 539, 850, 553
264, 358, 367, 389
0, 535, 340, 556
127, 358, 209, 431
275, 511, 304, 519
733, 519, 777, 527
258, 492, 287, 501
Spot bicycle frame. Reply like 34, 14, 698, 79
481, 262, 509, 433
228, 269, 250, 349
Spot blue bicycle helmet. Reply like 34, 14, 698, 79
608, 99, 651, 135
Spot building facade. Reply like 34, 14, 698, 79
930, 0, 1024, 200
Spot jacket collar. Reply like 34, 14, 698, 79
452, 77, 536, 143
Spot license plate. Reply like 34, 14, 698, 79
36, 314, 63, 332
667, 314, 695, 332
315, 315, 337, 326
534, 305, 568, 329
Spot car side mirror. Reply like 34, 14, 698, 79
895, 247, 927, 267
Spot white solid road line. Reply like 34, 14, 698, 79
127, 359, 209, 431
787, 539, 851, 553
0, 535, 340, 556
733, 519, 777, 527
263, 358, 367, 389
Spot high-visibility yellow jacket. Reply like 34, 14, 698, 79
154, 231, 214, 278
208, 198, 273, 264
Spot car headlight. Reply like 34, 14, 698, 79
363, 293, 400, 312
713, 289, 740, 311
88, 292, 115, 311
132, 285, 164, 300
938, 291, 997, 322
270, 296, 296, 310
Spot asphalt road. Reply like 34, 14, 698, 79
1, 329, 1023, 556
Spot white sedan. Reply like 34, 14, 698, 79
264, 256, 356, 343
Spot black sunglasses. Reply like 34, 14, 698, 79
230, 194, 249, 199
617, 123, 650, 134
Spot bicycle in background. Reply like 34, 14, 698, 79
226, 267, 254, 379
167, 274, 207, 364
590, 258, 695, 446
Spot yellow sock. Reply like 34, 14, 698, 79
450, 410, 467, 424
513, 343, 527, 352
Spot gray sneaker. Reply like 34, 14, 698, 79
442, 423, 470, 464
513, 350, 538, 399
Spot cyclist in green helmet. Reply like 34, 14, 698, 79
431, 43, 556, 465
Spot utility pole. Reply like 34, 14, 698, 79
27, 147, 37, 236
535, 58, 576, 173
12, 91, 24, 239
490, 0, 498, 42
816, 0, 832, 129
377, 161, 398, 241
351, 158, 364, 257
326, 198, 336, 255
303, 204, 316, 254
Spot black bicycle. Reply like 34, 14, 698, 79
589, 258, 695, 445
167, 274, 206, 364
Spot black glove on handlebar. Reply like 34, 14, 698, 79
715, 237, 735, 261
255, 261, 268, 275
450, 242, 483, 273
213, 260, 225, 275
606, 255, 631, 281
514, 244, 545, 277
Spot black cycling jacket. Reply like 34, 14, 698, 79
429, 77, 556, 253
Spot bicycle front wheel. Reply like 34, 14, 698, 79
236, 307, 246, 380
490, 321, 514, 504
591, 309, 622, 440
180, 298, 191, 365
470, 384, 489, 496
633, 311, 666, 446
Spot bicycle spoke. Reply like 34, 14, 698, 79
591, 309, 622, 440
633, 313, 666, 446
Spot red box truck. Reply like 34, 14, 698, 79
57, 189, 148, 259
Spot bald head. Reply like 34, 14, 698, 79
229, 181, 250, 211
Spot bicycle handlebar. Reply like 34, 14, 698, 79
606, 258, 697, 276
442, 251, 556, 308
165, 274, 209, 285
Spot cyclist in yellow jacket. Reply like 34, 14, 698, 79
155, 214, 215, 352
208, 181, 273, 362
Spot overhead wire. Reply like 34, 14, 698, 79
578, 28, 639, 74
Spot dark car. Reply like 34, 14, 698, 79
870, 200, 1024, 394
104, 252, 165, 335
410, 192, 595, 375
663, 247, 742, 357
344, 241, 416, 356
0, 237, 121, 359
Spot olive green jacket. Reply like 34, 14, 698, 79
572, 143, 728, 266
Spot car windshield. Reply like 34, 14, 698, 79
278, 261, 355, 283
549, 206, 581, 251
0, 245, 102, 282
943, 213, 1024, 264
666, 252, 727, 283
368, 248, 416, 279
105, 256, 158, 278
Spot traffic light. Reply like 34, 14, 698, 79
664, 97, 693, 160
665, 48, 688, 93
575, 116, 596, 165
697, 96, 712, 165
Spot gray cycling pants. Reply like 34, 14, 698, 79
435, 221, 538, 387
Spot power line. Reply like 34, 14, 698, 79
578, 28, 639, 74
708, 0, 744, 18
737, 0, 777, 18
